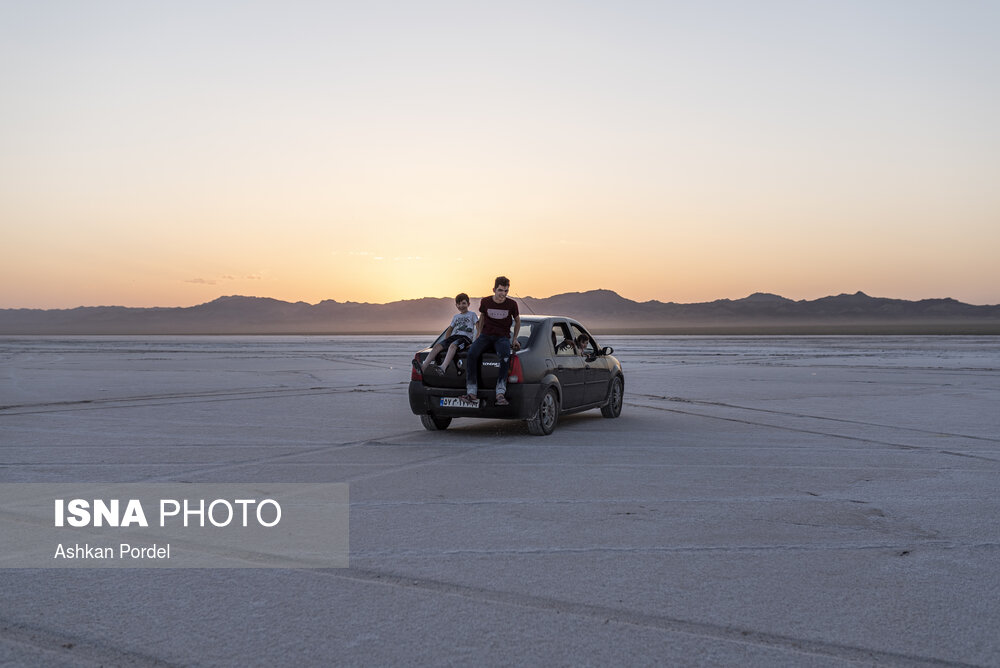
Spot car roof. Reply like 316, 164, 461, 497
520, 315, 585, 326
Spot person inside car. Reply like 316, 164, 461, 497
418, 293, 478, 375
460, 276, 520, 406
555, 336, 576, 354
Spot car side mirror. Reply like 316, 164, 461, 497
601, 346, 614, 356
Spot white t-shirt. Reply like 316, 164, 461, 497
449, 311, 478, 339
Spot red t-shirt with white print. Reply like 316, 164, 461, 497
479, 297, 519, 337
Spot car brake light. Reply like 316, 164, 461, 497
508, 355, 523, 383
411, 355, 422, 381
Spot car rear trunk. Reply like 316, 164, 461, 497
417, 349, 508, 391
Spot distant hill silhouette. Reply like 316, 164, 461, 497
2, 291, 999, 335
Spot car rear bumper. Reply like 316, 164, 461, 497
408, 381, 542, 420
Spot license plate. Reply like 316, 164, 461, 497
440, 397, 481, 408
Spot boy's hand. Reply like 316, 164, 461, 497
513, 340, 521, 351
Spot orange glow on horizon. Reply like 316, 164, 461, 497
2, 3, 998, 309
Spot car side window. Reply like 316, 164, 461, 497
515, 321, 533, 350
570, 325, 595, 357
552, 323, 576, 356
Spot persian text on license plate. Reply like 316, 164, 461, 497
440, 397, 481, 408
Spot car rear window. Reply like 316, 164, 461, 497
431, 321, 539, 348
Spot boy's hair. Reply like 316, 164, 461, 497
455, 293, 469, 304
494, 276, 510, 289
576, 334, 589, 346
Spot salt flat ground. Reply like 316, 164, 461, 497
1, 335, 998, 667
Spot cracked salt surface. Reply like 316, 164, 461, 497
1, 335, 998, 666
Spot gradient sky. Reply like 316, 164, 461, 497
2, 1, 998, 308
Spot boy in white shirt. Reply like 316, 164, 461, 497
419, 293, 478, 375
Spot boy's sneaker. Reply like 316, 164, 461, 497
433, 365, 445, 375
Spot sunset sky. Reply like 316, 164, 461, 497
2, 1, 998, 308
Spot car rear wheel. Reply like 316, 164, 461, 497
601, 376, 623, 418
526, 387, 559, 436
420, 414, 452, 431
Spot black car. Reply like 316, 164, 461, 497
408, 315, 624, 435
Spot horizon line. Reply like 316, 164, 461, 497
4, 289, 999, 311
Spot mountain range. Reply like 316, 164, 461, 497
2, 291, 999, 335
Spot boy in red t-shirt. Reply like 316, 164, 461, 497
460, 276, 521, 406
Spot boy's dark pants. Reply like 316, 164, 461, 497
465, 335, 512, 397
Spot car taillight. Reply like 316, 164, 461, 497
508, 355, 522, 383
411, 355, 422, 381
